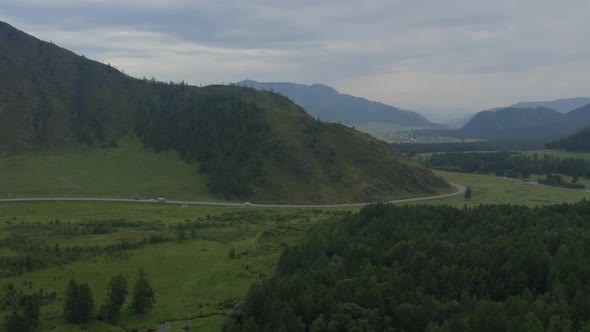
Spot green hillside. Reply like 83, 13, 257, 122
0, 138, 214, 200
0, 21, 449, 203
546, 126, 590, 151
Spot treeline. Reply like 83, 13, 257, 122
59, 269, 155, 330
394, 140, 543, 156
422, 152, 590, 181
224, 202, 590, 331
547, 127, 590, 152
135, 87, 270, 198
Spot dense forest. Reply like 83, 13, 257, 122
394, 141, 543, 156
224, 202, 590, 331
547, 127, 590, 152
134, 86, 270, 197
421, 152, 590, 182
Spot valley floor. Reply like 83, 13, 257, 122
0, 170, 588, 331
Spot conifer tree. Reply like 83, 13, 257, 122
102, 274, 128, 323
77, 283, 94, 323
63, 279, 79, 323
131, 269, 155, 314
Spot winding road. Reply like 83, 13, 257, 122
0, 184, 465, 208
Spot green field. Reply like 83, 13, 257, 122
0, 202, 334, 331
0, 138, 216, 201
423, 171, 589, 207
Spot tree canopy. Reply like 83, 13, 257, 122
224, 201, 590, 331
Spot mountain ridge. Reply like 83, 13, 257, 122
238, 79, 441, 128
509, 97, 590, 113
415, 104, 590, 142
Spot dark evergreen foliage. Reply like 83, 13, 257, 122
77, 283, 94, 323
63, 280, 94, 324
464, 186, 472, 200
101, 274, 128, 323
4, 294, 40, 332
131, 269, 156, 314
134, 87, 270, 198
422, 151, 590, 184
63, 280, 79, 323
225, 201, 590, 331
547, 126, 590, 152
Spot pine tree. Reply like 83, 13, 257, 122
4, 311, 32, 332
243, 317, 260, 332
131, 268, 156, 314
102, 274, 128, 323
464, 186, 472, 200
77, 283, 94, 323
21, 294, 41, 328
63, 279, 79, 323
64, 279, 94, 323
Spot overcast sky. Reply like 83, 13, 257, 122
2, 0, 590, 114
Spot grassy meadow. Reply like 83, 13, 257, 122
0, 202, 335, 331
423, 170, 589, 207
0, 138, 215, 201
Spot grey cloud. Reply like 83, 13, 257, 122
2, 0, 590, 110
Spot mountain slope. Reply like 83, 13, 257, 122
510, 97, 590, 113
415, 104, 590, 141
238, 80, 439, 127
0, 21, 450, 203
546, 125, 590, 151
459, 107, 563, 138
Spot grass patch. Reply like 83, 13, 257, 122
0, 138, 216, 201
0, 203, 336, 331
420, 170, 589, 207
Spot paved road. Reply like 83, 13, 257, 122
0, 184, 465, 208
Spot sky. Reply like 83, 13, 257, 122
2, 0, 590, 116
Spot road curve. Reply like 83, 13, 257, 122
0, 184, 466, 208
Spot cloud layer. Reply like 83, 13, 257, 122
2, 0, 590, 112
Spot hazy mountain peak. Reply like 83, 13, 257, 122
509, 97, 590, 113
238, 80, 440, 128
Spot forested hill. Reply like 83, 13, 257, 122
238, 80, 440, 127
225, 202, 590, 331
547, 126, 590, 151
0, 21, 449, 203
416, 104, 590, 141
461, 107, 561, 135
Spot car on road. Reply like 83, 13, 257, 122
157, 197, 166, 202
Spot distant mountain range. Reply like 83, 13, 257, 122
509, 97, 590, 113
238, 80, 441, 128
416, 104, 590, 142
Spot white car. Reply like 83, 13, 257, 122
244, 202, 252, 206
157, 197, 166, 202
